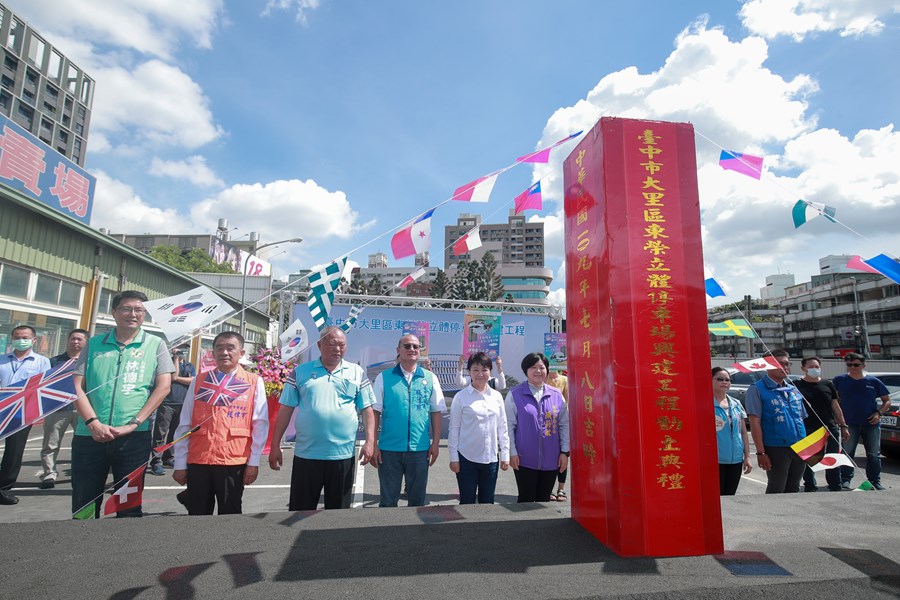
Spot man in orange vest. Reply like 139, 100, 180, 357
171, 331, 269, 515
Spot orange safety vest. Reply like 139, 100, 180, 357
187, 366, 259, 466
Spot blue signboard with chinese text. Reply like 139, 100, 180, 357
0, 113, 95, 224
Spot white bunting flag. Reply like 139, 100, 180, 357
279, 319, 309, 363
143, 286, 233, 342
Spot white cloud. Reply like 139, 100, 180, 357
739, 0, 899, 40
262, 0, 322, 25
190, 179, 376, 271
534, 21, 818, 260
15, 0, 224, 59
90, 60, 224, 150
547, 288, 566, 311
10, 2, 225, 157
150, 155, 225, 188
531, 21, 899, 301
90, 171, 191, 234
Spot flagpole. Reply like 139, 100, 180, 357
239, 237, 303, 338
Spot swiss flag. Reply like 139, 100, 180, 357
732, 356, 782, 373
104, 464, 145, 515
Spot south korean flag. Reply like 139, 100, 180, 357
144, 286, 233, 341
279, 319, 309, 363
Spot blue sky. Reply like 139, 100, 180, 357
10, 0, 900, 308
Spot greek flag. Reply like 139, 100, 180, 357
340, 305, 364, 332
307, 258, 347, 331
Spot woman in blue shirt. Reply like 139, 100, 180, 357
712, 367, 752, 495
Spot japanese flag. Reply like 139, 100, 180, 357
144, 286, 233, 342
279, 319, 309, 363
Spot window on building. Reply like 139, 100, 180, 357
0, 90, 10, 115
80, 77, 92, 105
47, 50, 61, 82
0, 264, 30, 298
13, 100, 33, 130
34, 273, 61, 304
65, 63, 78, 94
7, 18, 24, 54
59, 280, 81, 308
0, 74, 12, 92
26, 34, 45, 67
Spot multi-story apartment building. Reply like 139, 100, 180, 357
444, 212, 552, 305
0, 3, 93, 166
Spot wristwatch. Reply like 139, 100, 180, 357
127, 417, 143, 427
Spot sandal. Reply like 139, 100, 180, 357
549, 493, 557, 501
556, 490, 567, 502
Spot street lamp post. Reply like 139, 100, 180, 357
861, 297, 900, 359
240, 237, 303, 338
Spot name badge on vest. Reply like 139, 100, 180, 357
196, 371, 251, 407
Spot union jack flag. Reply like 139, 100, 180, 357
195, 370, 251, 407
0, 359, 76, 441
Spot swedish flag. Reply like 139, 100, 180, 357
708, 319, 757, 338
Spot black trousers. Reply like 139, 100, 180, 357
513, 466, 559, 502
719, 462, 743, 495
185, 463, 246, 515
150, 404, 182, 466
289, 456, 355, 510
0, 426, 32, 489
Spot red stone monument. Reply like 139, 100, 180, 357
564, 117, 723, 557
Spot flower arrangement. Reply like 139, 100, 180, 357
248, 346, 294, 400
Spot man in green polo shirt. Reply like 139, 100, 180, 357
71, 290, 174, 518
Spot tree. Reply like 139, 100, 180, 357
450, 261, 478, 300
479, 252, 505, 302
430, 269, 450, 299
346, 272, 368, 295
149, 245, 236, 273
367, 274, 390, 297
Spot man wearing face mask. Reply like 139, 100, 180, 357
794, 356, 848, 492
0, 326, 52, 504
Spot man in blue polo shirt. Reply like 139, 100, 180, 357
269, 326, 376, 510
833, 353, 891, 490
372, 334, 445, 507
745, 349, 808, 494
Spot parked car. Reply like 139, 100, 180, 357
868, 373, 900, 460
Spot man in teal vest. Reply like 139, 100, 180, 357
372, 334, 445, 507
71, 290, 174, 517
746, 349, 808, 494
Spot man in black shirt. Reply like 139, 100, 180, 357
794, 356, 849, 492
149, 346, 195, 475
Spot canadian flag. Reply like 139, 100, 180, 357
732, 356, 782, 373
104, 463, 145, 515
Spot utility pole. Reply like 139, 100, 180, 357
744, 295, 753, 357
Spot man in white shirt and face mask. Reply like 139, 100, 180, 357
0, 326, 52, 504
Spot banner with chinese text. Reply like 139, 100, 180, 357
462, 310, 501, 359
0, 114, 95, 224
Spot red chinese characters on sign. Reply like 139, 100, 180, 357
0, 126, 46, 195
0, 116, 95, 224
49, 163, 91, 218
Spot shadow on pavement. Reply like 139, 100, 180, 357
274, 517, 618, 581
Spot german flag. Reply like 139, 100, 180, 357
790, 426, 828, 466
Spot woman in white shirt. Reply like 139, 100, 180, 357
448, 352, 510, 504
